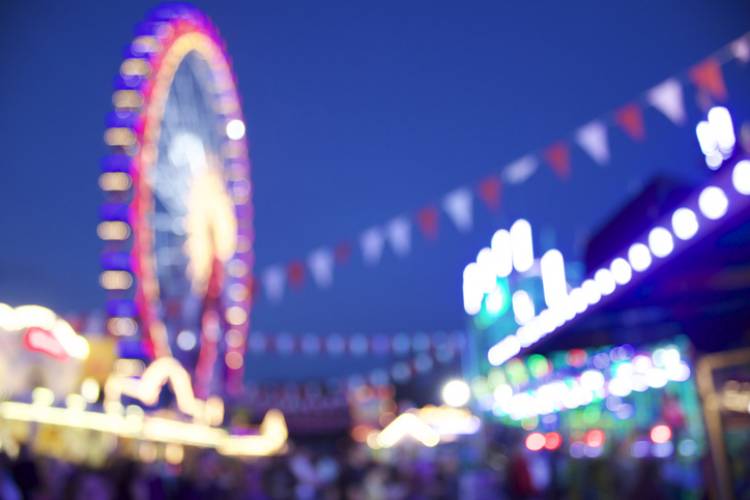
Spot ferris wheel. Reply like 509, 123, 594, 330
99, 4, 253, 396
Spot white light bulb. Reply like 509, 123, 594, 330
707, 106, 735, 154
512, 290, 535, 325
581, 279, 602, 305
648, 227, 674, 258
698, 186, 728, 220
176, 330, 197, 351
490, 229, 513, 277
510, 219, 534, 273
695, 121, 717, 155
627, 243, 652, 272
671, 208, 699, 240
540, 249, 567, 308
610, 258, 632, 285
733, 160, 750, 195
226, 119, 246, 140
594, 268, 616, 296
442, 379, 471, 407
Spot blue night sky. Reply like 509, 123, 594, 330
1, 1, 749, 355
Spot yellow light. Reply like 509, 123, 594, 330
100, 271, 133, 290
32, 387, 55, 407
227, 259, 247, 278
108, 317, 137, 337
125, 405, 145, 419
81, 378, 101, 403
226, 329, 244, 348
225, 351, 243, 370
97, 221, 131, 240
139, 442, 157, 463
225, 306, 247, 326
222, 140, 244, 159
65, 394, 86, 412
132, 35, 159, 54
112, 90, 143, 109
99, 172, 132, 191
120, 58, 150, 77
375, 413, 440, 449
164, 443, 184, 464
228, 283, 248, 302
104, 127, 136, 147
0, 401, 286, 457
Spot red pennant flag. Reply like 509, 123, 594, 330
477, 176, 502, 211
417, 206, 439, 240
248, 276, 260, 302
543, 142, 570, 179
615, 104, 645, 141
334, 241, 352, 264
689, 58, 727, 101
287, 261, 305, 288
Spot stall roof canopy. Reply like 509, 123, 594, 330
532, 174, 750, 355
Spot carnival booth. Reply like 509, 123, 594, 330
463, 106, 750, 498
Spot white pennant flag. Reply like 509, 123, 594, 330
502, 155, 538, 185
731, 35, 750, 63
442, 188, 473, 232
262, 266, 286, 302
575, 121, 609, 165
307, 248, 334, 288
647, 79, 686, 125
360, 227, 385, 265
386, 217, 411, 257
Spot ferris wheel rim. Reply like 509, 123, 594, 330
99, 4, 253, 394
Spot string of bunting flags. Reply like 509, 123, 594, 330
242, 331, 466, 414
257, 33, 750, 304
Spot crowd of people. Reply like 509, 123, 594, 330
0, 438, 702, 499
0, 441, 478, 500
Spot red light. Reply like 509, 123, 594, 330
525, 432, 546, 451
584, 429, 605, 448
23, 328, 69, 360
544, 432, 562, 450
567, 348, 588, 367
650, 424, 672, 444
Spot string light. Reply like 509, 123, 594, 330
671, 208, 699, 240
698, 186, 728, 220
510, 219, 534, 273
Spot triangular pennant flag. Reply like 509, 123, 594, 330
442, 188, 473, 232
307, 248, 334, 288
647, 79, 686, 125
360, 227, 385, 266
386, 216, 411, 257
502, 155, 538, 185
334, 241, 352, 264
615, 104, 645, 141
731, 35, 750, 63
416, 206, 439, 240
575, 121, 609, 165
477, 176, 502, 211
543, 142, 570, 179
262, 266, 286, 302
689, 58, 727, 101
287, 261, 305, 289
